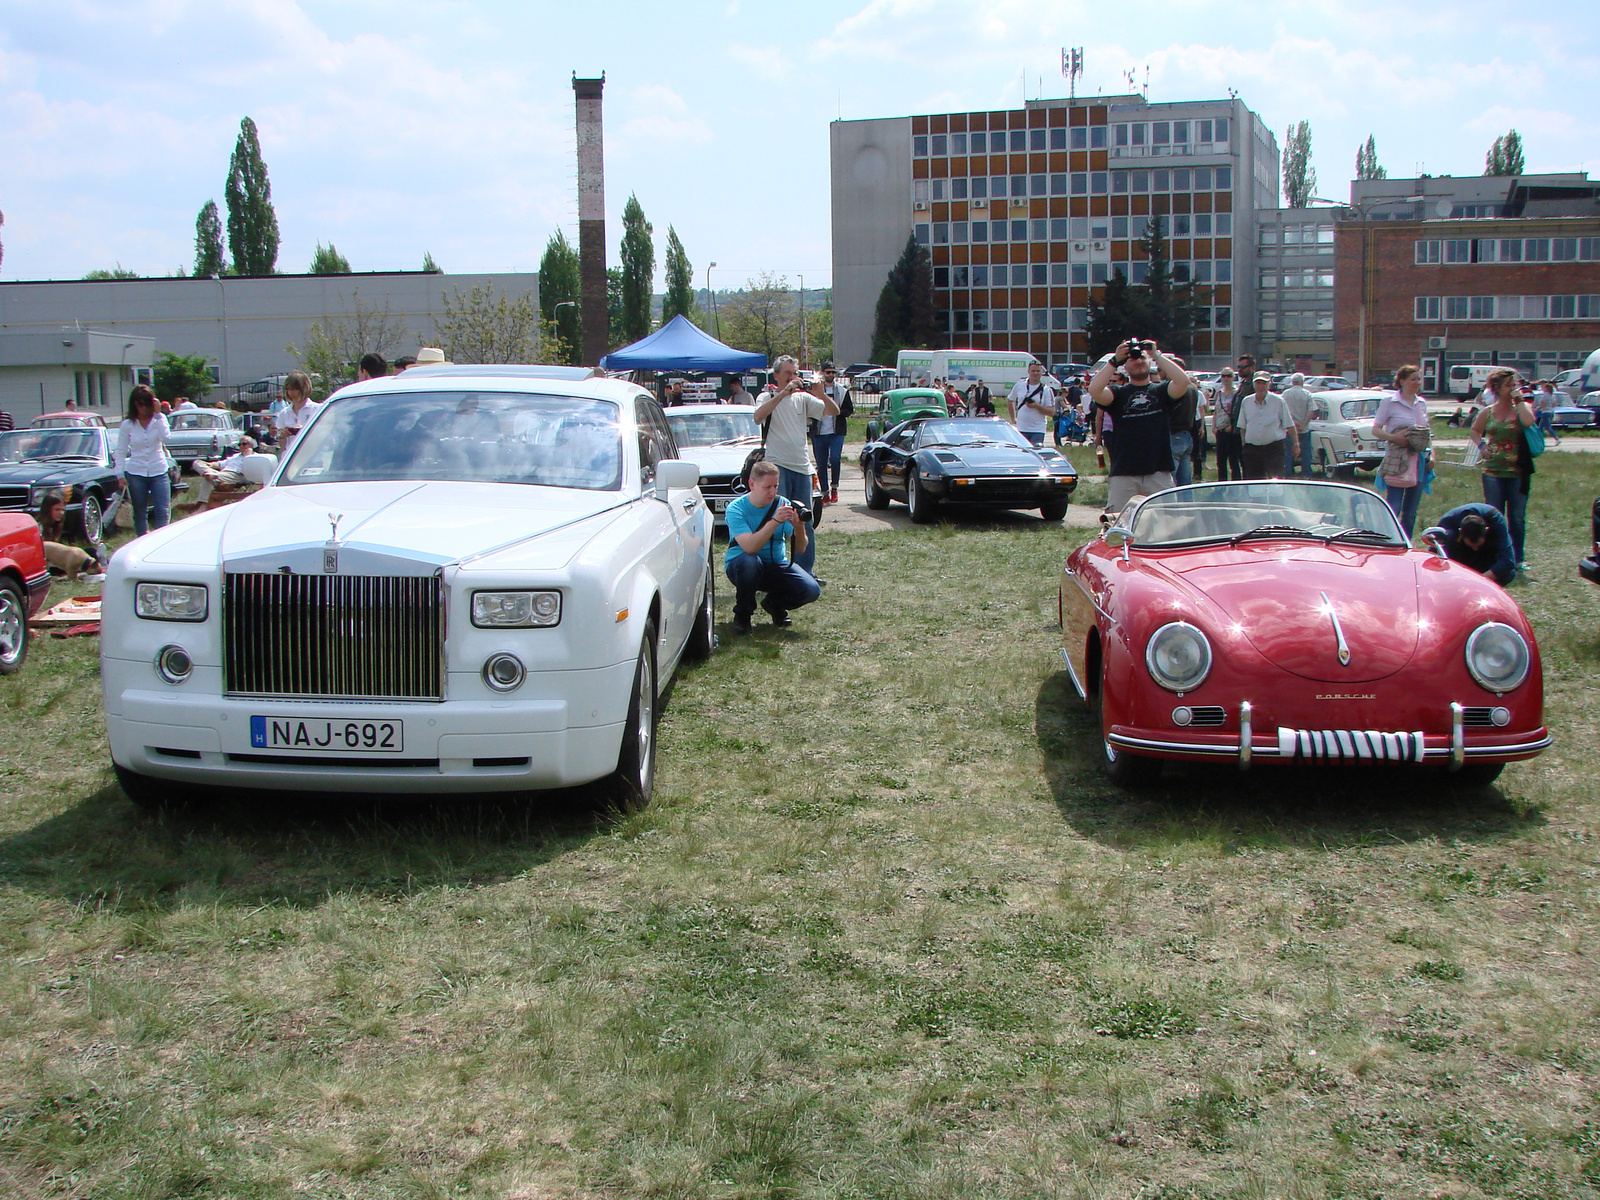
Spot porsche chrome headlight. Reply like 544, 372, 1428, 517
1146, 622, 1212, 693
135, 583, 208, 622
471, 591, 561, 628
1465, 622, 1530, 692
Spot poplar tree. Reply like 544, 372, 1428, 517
1282, 120, 1317, 209
538, 230, 582, 365
1355, 135, 1387, 181
869, 233, 937, 363
618, 194, 655, 342
1484, 130, 1526, 176
193, 200, 226, 277
662, 227, 695, 324
224, 116, 280, 276
309, 243, 351, 274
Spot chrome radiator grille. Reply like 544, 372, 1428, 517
224, 573, 445, 700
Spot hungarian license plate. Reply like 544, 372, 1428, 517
249, 716, 404, 754
709, 497, 728, 512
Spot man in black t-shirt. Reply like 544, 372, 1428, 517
1088, 339, 1192, 513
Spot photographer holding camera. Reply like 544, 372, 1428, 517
1006, 361, 1057, 446
724, 459, 821, 633
754, 355, 837, 574
1088, 338, 1192, 513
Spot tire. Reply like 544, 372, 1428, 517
600, 623, 658, 810
1104, 737, 1160, 787
0, 578, 29, 676
78, 491, 105, 543
1315, 448, 1333, 479
907, 471, 937, 524
114, 764, 198, 812
1452, 762, 1505, 788
1040, 498, 1069, 522
864, 464, 890, 510
685, 552, 715, 661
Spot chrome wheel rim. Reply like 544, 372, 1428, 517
82, 494, 103, 542
635, 649, 655, 793
0, 590, 23, 667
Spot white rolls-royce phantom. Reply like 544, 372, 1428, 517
101, 366, 715, 807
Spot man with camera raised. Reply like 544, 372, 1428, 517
1088, 338, 1192, 513
754, 355, 837, 575
724, 459, 821, 633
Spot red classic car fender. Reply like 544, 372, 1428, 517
0, 512, 51, 619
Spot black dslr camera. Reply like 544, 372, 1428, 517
1127, 339, 1151, 357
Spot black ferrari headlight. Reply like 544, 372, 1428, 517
1145, 622, 1212, 693
1465, 622, 1530, 692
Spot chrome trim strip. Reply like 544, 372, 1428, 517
1450, 702, 1465, 770
1320, 590, 1351, 667
1108, 733, 1238, 757
1059, 648, 1086, 701
1238, 700, 1252, 770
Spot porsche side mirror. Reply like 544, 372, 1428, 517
1420, 526, 1450, 560
1104, 525, 1133, 549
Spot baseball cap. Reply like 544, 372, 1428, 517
1252, 371, 1271, 383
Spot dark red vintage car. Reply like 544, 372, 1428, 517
1059, 480, 1549, 787
0, 512, 50, 675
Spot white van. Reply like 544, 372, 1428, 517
894, 349, 1041, 393
1447, 364, 1500, 396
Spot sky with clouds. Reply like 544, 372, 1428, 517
2, 0, 1595, 287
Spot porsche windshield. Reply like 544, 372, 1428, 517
1127, 482, 1406, 547
0, 429, 101, 462
918, 419, 1034, 449
278, 391, 623, 490
665, 409, 759, 447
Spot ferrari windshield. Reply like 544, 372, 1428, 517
918, 419, 1034, 449
1127, 481, 1406, 547
0, 429, 101, 462
665, 408, 759, 447
278, 391, 623, 490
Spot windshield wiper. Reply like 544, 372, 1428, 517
1323, 527, 1398, 545
1230, 524, 1313, 545
711, 435, 761, 446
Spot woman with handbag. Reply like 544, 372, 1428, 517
1468, 367, 1539, 573
1371, 365, 1431, 537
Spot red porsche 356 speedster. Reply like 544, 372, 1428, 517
1059, 480, 1549, 787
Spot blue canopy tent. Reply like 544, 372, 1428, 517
599, 314, 767, 373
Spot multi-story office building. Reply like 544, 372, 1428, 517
1255, 208, 1337, 372
831, 95, 1279, 371
1331, 174, 1600, 390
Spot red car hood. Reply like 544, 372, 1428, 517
1163, 545, 1419, 683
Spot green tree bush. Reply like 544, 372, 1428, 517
225, 116, 280, 275
538, 230, 582, 365
869, 234, 937, 364
619, 195, 655, 342
152, 351, 214, 404
193, 200, 226, 278
309, 243, 351, 274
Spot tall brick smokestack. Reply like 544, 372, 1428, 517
572, 73, 608, 367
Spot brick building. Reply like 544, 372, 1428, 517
1332, 174, 1600, 391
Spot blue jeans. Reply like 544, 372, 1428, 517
1383, 482, 1422, 538
1482, 473, 1529, 563
775, 465, 816, 574
1287, 430, 1313, 477
811, 433, 846, 495
1169, 430, 1193, 486
124, 471, 171, 536
725, 553, 821, 621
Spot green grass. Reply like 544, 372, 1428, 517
2, 461, 1599, 1196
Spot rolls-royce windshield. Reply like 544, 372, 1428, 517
280, 392, 623, 490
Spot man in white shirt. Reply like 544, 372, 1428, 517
194, 436, 259, 506
1237, 372, 1299, 479
1279, 373, 1319, 477
1006, 361, 1057, 446
175, 396, 199, 411
753, 356, 837, 575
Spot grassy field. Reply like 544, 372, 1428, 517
1, 456, 1598, 1198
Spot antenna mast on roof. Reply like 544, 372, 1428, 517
1062, 47, 1083, 99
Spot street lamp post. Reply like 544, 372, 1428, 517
552, 301, 578, 364
705, 262, 717, 338
798, 274, 805, 369
1310, 192, 1425, 385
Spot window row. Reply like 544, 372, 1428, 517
1260, 224, 1335, 246
1260, 312, 1334, 333
915, 127, 1099, 157
915, 212, 1232, 246
1112, 118, 1230, 149
914, 165, 1232, 203
1259, 268, 1335, 289
937, 306, 1233, 334
1414, 236, 1600, 264
1413, 294, 1600, 321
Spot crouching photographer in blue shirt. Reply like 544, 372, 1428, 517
724, 459, 821, 633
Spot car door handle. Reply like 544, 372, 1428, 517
681, 496, 699, 512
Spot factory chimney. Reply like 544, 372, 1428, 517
572, 73, 608, 367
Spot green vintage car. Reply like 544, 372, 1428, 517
864, 387, 949, 441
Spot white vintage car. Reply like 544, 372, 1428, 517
662, 403, 761, 527
1305, 389, 1391, 477
101, 366, 715, 806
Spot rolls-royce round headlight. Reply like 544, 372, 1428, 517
155, 644, 193, 684
1146, 622, 1212, 693
482, 653, 526, 692
1465, 622, 1530, 692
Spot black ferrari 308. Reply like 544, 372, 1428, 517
860, 417, 1078, 523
